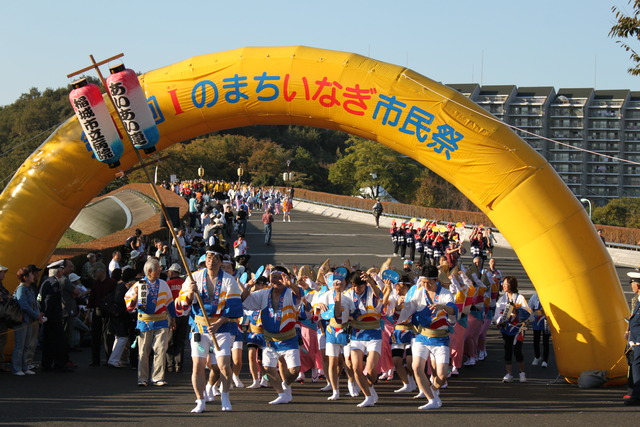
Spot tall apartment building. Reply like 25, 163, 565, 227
447, 84, 640, 206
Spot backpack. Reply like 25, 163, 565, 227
577, 370, 609, 388
0, 297, 24, 328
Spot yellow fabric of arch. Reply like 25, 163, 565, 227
0, 46, 627, 382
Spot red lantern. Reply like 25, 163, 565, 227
107, 64, 159, 154
69, 78, 123, 168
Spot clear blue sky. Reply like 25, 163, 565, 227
1, 0, 638, 107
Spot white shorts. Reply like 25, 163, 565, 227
412, 341, 450, 364
232, 339, 243, 350
349, 339, 382, 356
325, 342, 346, 358
191, 332, 233, 360
262, 347, 301, 369
317, 332, 326, 350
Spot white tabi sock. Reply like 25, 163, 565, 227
191, 399, 206, 413
205, 384, 215, 402
269, 392, 291, 405
357, 395, 376, 407
221, 391, 232, 411
370, 386, 378, 403
320, 382, 332, 392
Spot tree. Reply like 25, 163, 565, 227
592, 197, 640, 227
414, 169, 479, 211
610, 1, 640, 75
328, 136, 421, 202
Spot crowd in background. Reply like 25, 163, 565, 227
0, 179, 556, 413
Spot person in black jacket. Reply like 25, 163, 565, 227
39, 260, 71, 372
107, 267, 137, 368
372, 200, 383, 228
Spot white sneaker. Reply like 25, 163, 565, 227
24, 369, 36, 375
269, 393, 291, 405
541, 361, 548, 368
463, 357, 476, 366
413, 390, 426, 399
532, 357, 541, 366
320, 383, 332, 392
394, 383, 413, 393
295, 372, 305, 383
478, 351, 487, 361
212, 384, 221, 396
451, 367, 459, 376
378, 372, 389, 381
247, 379, 261, 389
13, 371, 25, 376
357, 396, 376, 407
311, 368, 319, 383
191, 399, 206, 413
502, 373, 514, 383
519, 372, 527, 383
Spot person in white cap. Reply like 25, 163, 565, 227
624, 271, 640, 406
128, 250, 143, 275
39, 259, 71, 372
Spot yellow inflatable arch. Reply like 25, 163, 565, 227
0, 46, 628, 382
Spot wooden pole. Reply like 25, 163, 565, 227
72, 54, 219, 350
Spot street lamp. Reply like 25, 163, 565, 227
283, 159, 294, 183
237, 166, 244, 187
580, 198, 592, 219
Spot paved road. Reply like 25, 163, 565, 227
1, 209, 637, 426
